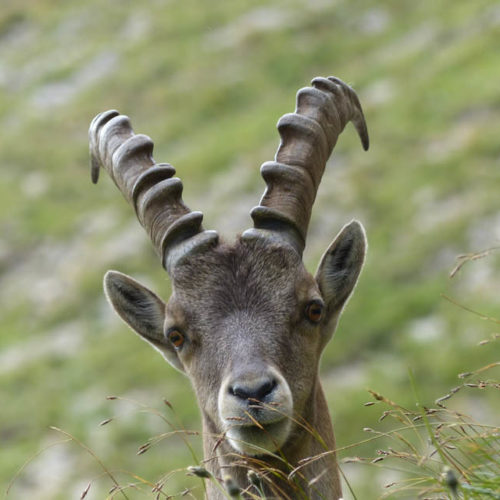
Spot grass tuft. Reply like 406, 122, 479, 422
348, 298, 500, 499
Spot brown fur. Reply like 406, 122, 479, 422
105, 229, 366, 498
94, 76, 369, 499
171, 237, 343, 498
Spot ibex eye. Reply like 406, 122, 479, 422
305, 301, 324, 323
166, 328, 185, 349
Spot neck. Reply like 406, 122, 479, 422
201, 380, 342, 499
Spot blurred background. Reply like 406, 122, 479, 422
1, 0, 499, 498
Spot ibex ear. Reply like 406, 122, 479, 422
315, 221, 366, 323
103, 271, 184, 373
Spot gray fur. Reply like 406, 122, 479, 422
91, 75, 369, 499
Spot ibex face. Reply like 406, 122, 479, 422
91, 76, 368, 496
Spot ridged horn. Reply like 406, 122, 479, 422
243, 76, 369, 255
89, 110, 218, 273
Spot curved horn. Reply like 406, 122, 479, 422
89, 110, 218, 272
243, 76, 369, 255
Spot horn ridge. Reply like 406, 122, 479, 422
246, 75, 369, 255
89, 110, 218, 271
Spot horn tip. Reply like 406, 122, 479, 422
361, 131, 370, 151
353, 116, 370, 151
90, 154, 100, 184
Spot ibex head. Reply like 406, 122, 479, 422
90, 76, 368, 497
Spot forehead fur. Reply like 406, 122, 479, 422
170, 237, 306, 316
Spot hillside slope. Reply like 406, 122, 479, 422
1, 1, 499, 498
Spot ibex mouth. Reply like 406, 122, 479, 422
219, 368, 294, 455
225, 417, 292, 456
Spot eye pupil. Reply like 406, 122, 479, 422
167, 329, 185, 348
306, 302, 324, 323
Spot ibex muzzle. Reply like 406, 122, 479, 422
90, 76, 369, 499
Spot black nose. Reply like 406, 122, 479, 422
229, 378, 277, 402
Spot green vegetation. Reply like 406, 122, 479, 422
348, 327, 500, 499
1, 0, 498, 498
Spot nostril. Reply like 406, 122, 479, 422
257, 378, 276, 400
229, 378, 277, 402
229, 384, 248, 400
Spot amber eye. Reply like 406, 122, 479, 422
166, 328, 185, 349
305, 301, 324, 323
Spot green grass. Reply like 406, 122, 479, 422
1, 0, 499, 498
348, 343, 500, 499
8, 320, 497, 499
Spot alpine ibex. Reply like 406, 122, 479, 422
89, 76, 369, 499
